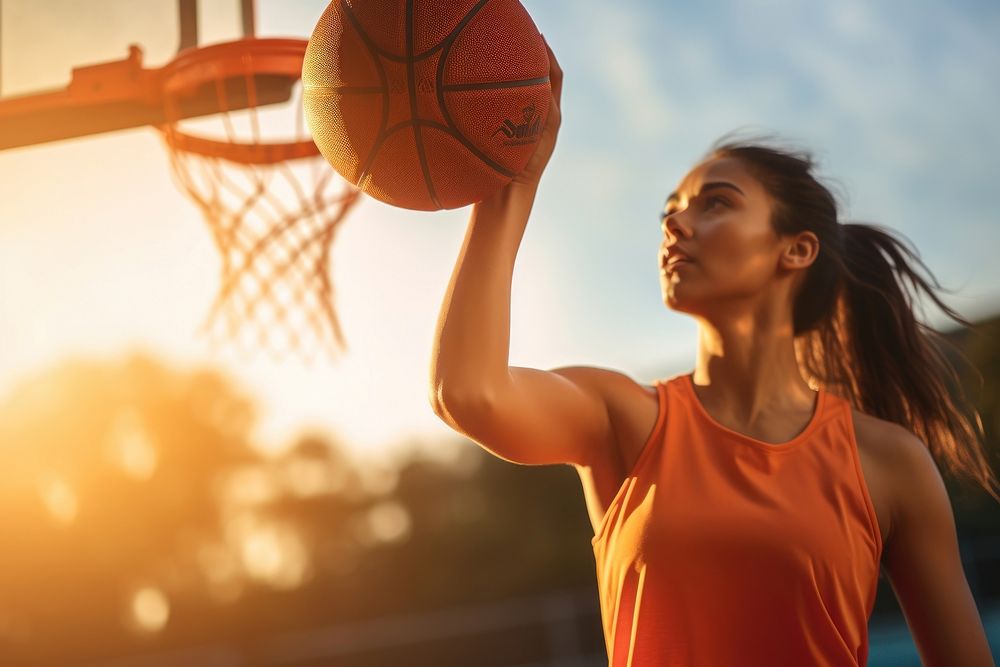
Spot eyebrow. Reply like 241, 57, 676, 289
661, 181, 746, 219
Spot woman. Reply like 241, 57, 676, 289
429, 41, 998, 666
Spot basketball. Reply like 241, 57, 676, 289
302, 0, 551, 211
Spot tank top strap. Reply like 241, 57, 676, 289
629, 377, 671, 475
628, 372, 692, 474
590, 377, 672, 548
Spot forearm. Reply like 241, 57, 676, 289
429, 182, 539, 406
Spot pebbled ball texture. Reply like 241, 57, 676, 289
303, 0, 550, 211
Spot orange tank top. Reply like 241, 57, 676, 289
591, 372, 884, 666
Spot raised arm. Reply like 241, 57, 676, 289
428, 41, 620, 469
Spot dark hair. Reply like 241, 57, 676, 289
705, 131, 999, 504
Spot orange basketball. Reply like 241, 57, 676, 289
303, 0, 550, 211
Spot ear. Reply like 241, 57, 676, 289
780, 231, 819, 271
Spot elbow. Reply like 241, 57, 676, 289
429, 381, 496, 419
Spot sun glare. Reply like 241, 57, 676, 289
105, 409, 158, 481
366, 500, 412, 544
130, 586, 170, 633
37, 477, 78, 525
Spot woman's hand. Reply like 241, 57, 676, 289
509, 37, 563, 191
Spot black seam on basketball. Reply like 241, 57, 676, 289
413, 0, 492, 60
434, 0, 517, 180
413, 126, 440, 208
442, 76, 550, 92
337, 0, 492, 62
378, 119, 431, 138
339, 0, 390, 186
379, 120, 516, 178
412, 120, 514, 178
339, 0, 521, 195
406, 0, 441, 209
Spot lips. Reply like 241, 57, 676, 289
661, 259, 692, 274
661, 248, 695, 272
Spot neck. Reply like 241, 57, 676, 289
691, 311, 816, 425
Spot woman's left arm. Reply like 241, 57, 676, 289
882, 430, 996, 667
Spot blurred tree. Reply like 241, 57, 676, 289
0, 352, 598, 665
0, 353, 262, 661
0, 313, 996, 665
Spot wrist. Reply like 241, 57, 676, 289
478, 179, 538, 211
507, 178, 541, 199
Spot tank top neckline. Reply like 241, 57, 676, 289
679, 372, 826, 453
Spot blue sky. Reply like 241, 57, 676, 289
1, 0, 998, 461
516, 0, 1000, 367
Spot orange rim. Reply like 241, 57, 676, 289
160, 37, 320, 164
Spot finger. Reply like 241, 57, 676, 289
548, 92, 561, 128
543, 85, 561, 134
542, 37, 562, 81
541, 40, 563, 106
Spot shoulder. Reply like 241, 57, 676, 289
851, 408, 935, 471
851, 408, 927, 459
850, 407, 943, 545
549, 365, 656, 404
550, 365, 661, 466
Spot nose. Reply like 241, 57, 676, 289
662, 209, 693, 243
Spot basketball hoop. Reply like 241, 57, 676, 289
159, 38, 361, 362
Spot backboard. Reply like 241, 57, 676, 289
0, 0, 274, 150
0, 0, 360, 361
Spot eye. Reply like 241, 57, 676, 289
660, 195, 728, 234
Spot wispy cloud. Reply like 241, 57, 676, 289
571, 0, 677, 141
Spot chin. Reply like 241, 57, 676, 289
663, 291, 692, 313
662, 277, 706, 312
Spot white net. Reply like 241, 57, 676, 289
161, 68, 361, 362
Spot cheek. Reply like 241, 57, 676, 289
701, 224, 776, 287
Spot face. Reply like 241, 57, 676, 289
658, 156, 801, 315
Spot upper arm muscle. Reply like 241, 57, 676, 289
433, 365, 621, 468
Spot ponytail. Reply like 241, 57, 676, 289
709, 134, 1000, 505
808, 222, 998, 504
